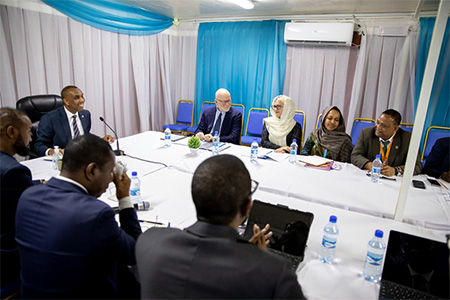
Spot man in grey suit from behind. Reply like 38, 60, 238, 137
136, 154, 305, 299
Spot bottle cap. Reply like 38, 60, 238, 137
376, 154, 381, 159
215, 131, 219, 135
293, 139, 297, 143
329, 215, 337, 223
132, 171, 137, 176
375, 229, 383, 238
253, 138, 257, 141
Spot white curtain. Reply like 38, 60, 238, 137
0, 4, 198, 137
347, 19, 419, 129
284, 19, 419, 142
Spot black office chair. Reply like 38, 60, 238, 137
16, 94, 63, 159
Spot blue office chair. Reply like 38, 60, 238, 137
294, 110, 306, 145
421, 126, 450, 165
350, 118, 376, 146
163, 100, 194, 134
240, 108, 269, 146
232, 103, 245, 143
185, 101, 216, 136
399, 123, 413, 132
315, 114, 322, 129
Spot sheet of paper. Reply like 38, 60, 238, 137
298, 155, 333, 166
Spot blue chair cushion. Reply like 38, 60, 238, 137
163, 124, 189, 132
186, 126, 197, 134
241, 136, 261, 146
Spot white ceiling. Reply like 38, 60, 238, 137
114, 0, 442, 21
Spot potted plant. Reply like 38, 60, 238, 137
187, 136, 201, 154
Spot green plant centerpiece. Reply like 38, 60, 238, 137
188, 136, 201, 154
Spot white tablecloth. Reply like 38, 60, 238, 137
22, 131, 450, 300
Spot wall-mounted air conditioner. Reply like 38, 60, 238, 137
284, 22, 354, 47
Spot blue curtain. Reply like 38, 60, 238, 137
195, 20, 287, 125
415, 18, 450, 144
42, 0, 173, 35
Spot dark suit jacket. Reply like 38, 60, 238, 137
195, 107, 242, 144
422, 137, 450, 178
0, 151, 36, 287
351, 127, 423, 175
34, 106, 91, 157
136, 221, 305, 299
15, 177, 141, 299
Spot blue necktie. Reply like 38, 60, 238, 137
212, 113, 222, 134
72, 115, 80, 138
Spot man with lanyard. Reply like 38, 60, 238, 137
351, 109, 423, 176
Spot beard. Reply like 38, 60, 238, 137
14, 133, 29, 157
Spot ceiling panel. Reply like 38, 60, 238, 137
115, 0, 441, 21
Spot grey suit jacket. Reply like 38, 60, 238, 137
351, 126, 422, 175
136, 221, 305, 299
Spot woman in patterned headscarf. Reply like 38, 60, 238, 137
301, 105, 353, 162
261, 95, 302, 153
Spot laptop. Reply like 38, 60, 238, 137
379, 230, 449, 300
242, 200, 314, 270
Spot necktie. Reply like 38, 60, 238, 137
72, 115, 80, 138
382, 141, 390, 153
212, 113, 222, 135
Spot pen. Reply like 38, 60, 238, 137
139, 220, 163, 225
382, 159, 387, 166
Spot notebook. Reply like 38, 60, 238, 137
242, 200, 314, 270
378, 230, 449, 300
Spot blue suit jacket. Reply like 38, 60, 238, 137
34, 106, 91, 157
422, 137, 450, 178
195, 107, 242, 144
0, 151, 36, 287
15, 177, 141, 299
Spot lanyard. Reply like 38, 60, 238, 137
379, 140, 393, 164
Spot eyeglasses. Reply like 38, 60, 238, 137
217, 99, 231, 104
272, 105, 283, 110
240, 179, 259, 208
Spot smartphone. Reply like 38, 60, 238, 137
427, 178, 441, 187
115, 163, 123, 180
412, 180, 426, 189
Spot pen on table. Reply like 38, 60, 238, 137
261, 151, 273, 158
382, 159, 387, 166
139, 220, 164, 225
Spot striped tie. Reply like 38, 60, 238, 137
72, 115, 80, 138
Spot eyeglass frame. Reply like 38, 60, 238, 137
272, 104, 283, 110
216, 99, 232, 104
240, 179, 259, 208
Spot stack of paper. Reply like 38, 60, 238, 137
298, 155, 334, 171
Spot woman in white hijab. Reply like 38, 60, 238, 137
261, 95, 302, 153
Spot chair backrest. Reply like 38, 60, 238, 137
294, 110, 306, 144
421, 126, 450, 162
399, 123, 413, 132
175, 100, 194, 126
16, 94, 64, 159
245, 108, 269, 136
16, 94, 63, 124
315, 114, 322, 129
351, 118, 376, 146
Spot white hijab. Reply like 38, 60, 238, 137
263, 95, 297, 147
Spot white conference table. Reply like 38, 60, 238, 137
22, 131, 450, 300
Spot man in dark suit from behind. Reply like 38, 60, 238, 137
351, 109, 422, 176
195, 88, 242, 144
16, 134, 141, 299
34, 85, 114, 157
136, 154, 305, 299
422, 137, 450, 183
0, 108, 39, 294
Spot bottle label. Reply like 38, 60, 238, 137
130, 189, 141, 197
322, 238, 336, 249
251, 149, 257, 155
366, 252, 383, 264
372, 167, 381, 174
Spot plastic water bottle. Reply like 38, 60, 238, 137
212, 131, 220, 155
52, 146, 61, 170
289, 139, 298, 164
164, 127, 171, 147
363, 230, 386, 283
129, 171, 141, 204
371, 154, 382, 183
250, 139, 258, 162
319, 215, 339, 263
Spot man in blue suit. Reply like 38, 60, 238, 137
16, 134, 141, 299
34, 85, 114, 157
0, 108, 42, 294
195, 88, 242, 144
